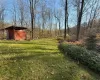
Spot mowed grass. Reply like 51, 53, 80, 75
0, 39, 100, 80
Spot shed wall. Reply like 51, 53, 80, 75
14, 30, 26, 40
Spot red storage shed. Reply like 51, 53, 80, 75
5, 26, 27, 40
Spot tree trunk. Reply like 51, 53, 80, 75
64, 0, 68, 40
29, 0, 34, 39
76, 0, 84, 41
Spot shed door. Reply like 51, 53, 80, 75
7, 30, 14, 39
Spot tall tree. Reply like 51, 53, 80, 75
29, 0, 34, 39
41, 2, 49, 36
0, 1, 5, 39
76, 0, 84, 41
54, 9, 62, 36
29, 0, 39, 39
12, 1, 17, 26
0, 2, 5, 28
64, 0, 69, 39
88, 0, 100, 28
17, 0, 25, 27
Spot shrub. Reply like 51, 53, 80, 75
66, 34, 71, 41
96, 33, 100, 40
57, 34, 71, 42
85, 34, 97, 50
96, 44, 100, 52
58, 43, 100, 74
56, 36, 64, 43
66, 40, 84, 47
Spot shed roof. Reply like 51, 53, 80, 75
5, 26, 27, 30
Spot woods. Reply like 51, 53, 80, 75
0, 0, 100, 40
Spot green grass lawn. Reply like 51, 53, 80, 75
0, 39, 100, 80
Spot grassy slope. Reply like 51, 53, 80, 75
0, 39, 100, 80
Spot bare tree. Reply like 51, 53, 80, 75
17, 0, 25, 27
88, 0, 100, 28
41, 2, 49, 36
0, 2, 5, 28
47, 8, 53, 36
76, 0, 84, 41
64, 0, 69, 39
0, 1, 5, 39
54, 9, 62, 36
12, 1, 17, 26
29, 0, 34, 39
29, 0, 39, 39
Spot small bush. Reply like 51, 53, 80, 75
85, 34, 97, 50
66, 34, 71, 41
96, 44, 100, 52
56, 37, 64, 43
58, 43, 100, 74
66, 40, 84, 47
57, 34, 71, 42
96, 33, 100, 40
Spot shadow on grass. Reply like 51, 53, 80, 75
8, 52, 58, 60
26, 46, 58, 51
0, 40, 56, 45
0, 40, 100, 80
1, 53, 100, 80
6, 52, 80, 80
58, 48, 100, 79
0, 44, 57, 55
3, 51, 99, 80
0, 46, 24, 54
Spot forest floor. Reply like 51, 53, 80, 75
0, 39, 100, 80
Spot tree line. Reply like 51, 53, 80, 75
0, 0, 100, 40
